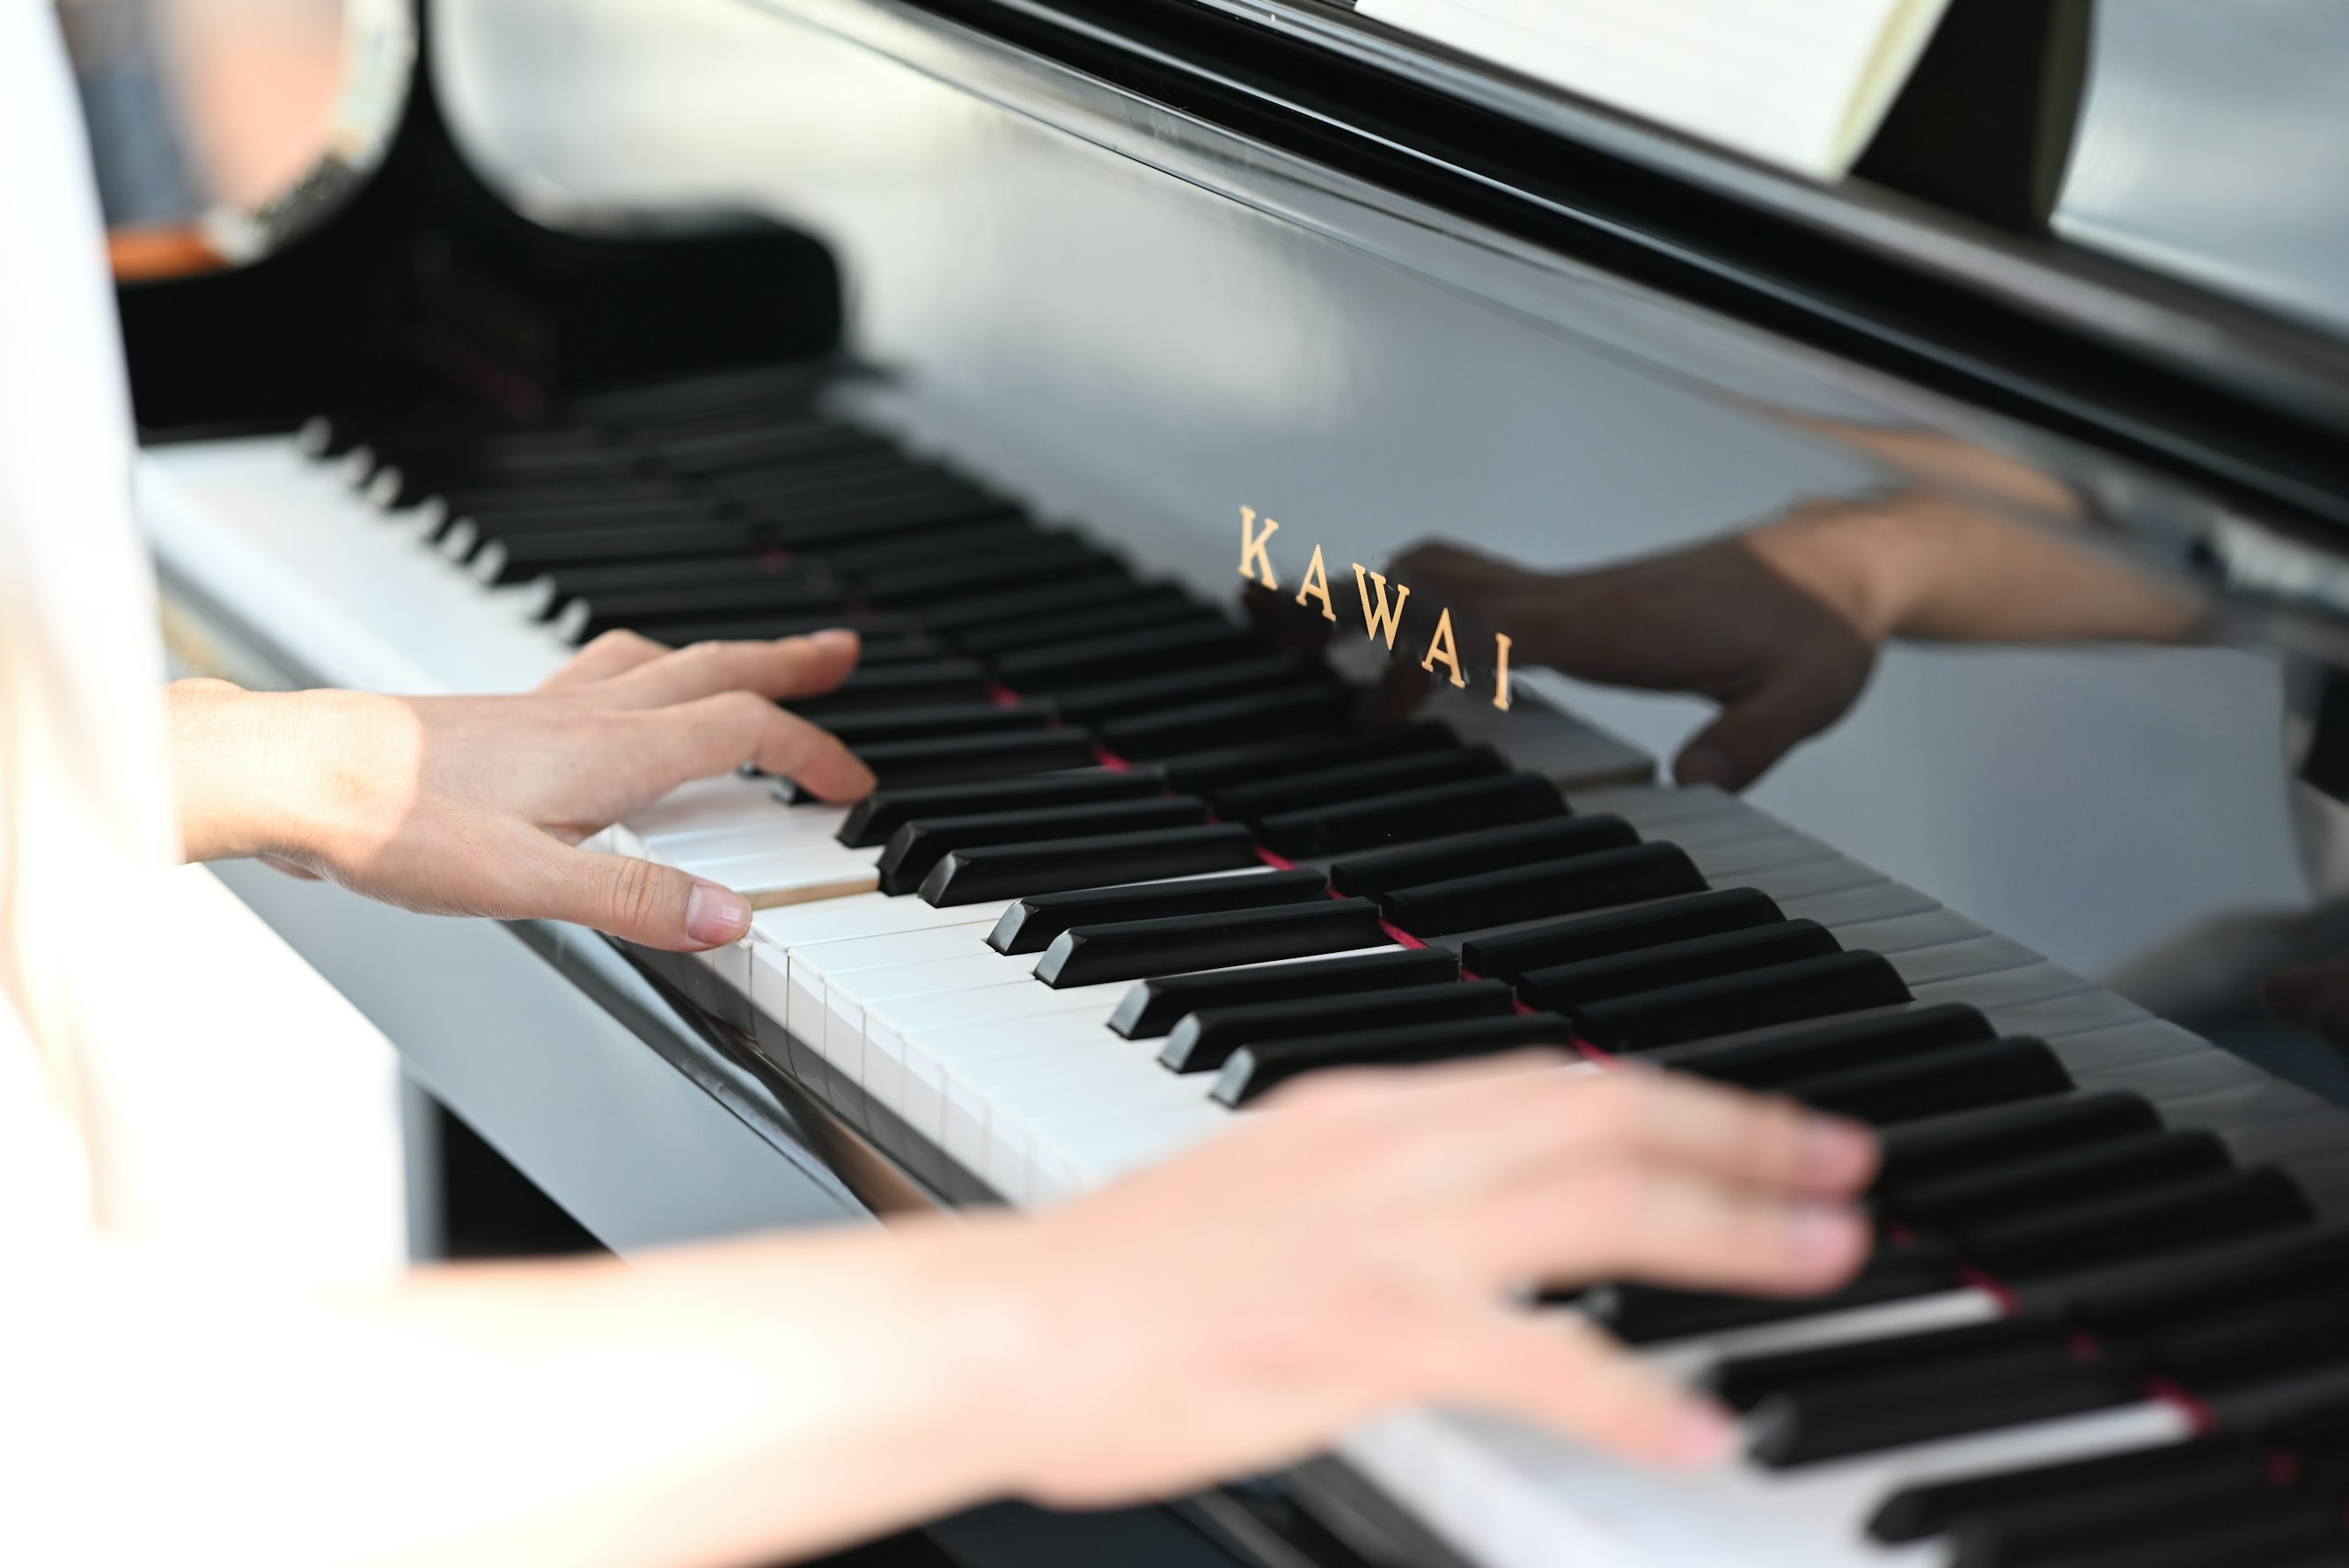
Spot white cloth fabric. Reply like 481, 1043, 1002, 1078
0, 0, 182, 1241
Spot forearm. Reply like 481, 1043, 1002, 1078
18, 1222, 1031, 1568
1749, 490, 2204, 648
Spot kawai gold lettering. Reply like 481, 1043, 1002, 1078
1237, 506, 1281, 589
1351, 563, 1412, 650
1294, 544, 1337, 621
1420, 606, 1467, 689
1492, 632, 1514, 712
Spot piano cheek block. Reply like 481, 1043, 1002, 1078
1573, 952, 1912, 1052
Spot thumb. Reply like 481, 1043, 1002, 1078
518, 836, 753, 951
1673, 672, 1853, 791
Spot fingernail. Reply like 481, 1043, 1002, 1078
1802, 1115, 1876, 1186
813, 628, 860, 653
1675, 744, 1735, 788
1792, 1203, 1864, 1270
686, 883, 752, 946
1669, 1397, 1739, 1467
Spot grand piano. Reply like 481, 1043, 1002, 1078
112, 1, 2349, 1564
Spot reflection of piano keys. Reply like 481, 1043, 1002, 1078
148, 364, 2349, 1568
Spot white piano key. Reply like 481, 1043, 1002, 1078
1915, 961, 2093, 1013
782, 927, 997, 1040
1637, 1287, 2004, 1385
1573, 782, 1743, 827
1047, 1099, 1230, 1188
692, 844, 884, 907
1984, 988, 2150, 1038
1780, 881, 1940, 928
752, 890, 1017, 949
624, 773, 788, 838
644, 807, 855, 862
808, 951, 1012, 1080
1883, 934, 2041, 986
1829, 907, 1986, 954
1736, 857, 1887, 902
906, 1012, 1121, 1146
1661, 804, 1797, 849
2049, 1018, 2208, 1071
1685, 831, 1839, 878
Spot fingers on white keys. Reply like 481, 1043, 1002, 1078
1442, 1314, 1740, 1469
506, 831, 752, 950
540, 628, 673, 690
593, 630, 863, 709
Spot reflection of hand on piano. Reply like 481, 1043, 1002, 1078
1369, 532, 1876, 791
164, 628, 875, 952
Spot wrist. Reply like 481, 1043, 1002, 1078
1745, 496, 1928, 645
165, 680, 381, 866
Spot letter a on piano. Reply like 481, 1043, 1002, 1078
1351, 563, 1412, 650
1420, 606, 1467, 688
1294, 544, 1338, 621
1237, 506, 1281, 589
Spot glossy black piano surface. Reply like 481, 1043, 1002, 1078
118, 2, 2349, 1564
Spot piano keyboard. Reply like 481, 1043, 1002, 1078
142, 362, 2349, 1568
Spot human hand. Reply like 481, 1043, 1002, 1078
2264, 955, 2349, 1047
1372, 522, 1881, 790
166, 630, 875, 950
945, 1056, 1876, 1503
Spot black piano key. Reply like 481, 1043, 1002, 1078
1878, 1092, 2164, 1191
993, 621, 1269, 692
540, 552, 818, 600
1257, 773, 1567, 859
1868, 1435, 2262, 1543
1575, 952, 1911, 1053
920, 824, 1263, 905
1215, 1012, 1576, 1105
1961, 1168, 2314, 1280
1457, 886, 1778, 978
455, 496, 719, 543
877, 796, 1211, 896
1644, 1002, 1995, 1088
819, 517, 1051, 577
1516, 919, 1838, 1013
2151, 1291, 2349, 1389
657, 423, 896, 477
835, 766, 1168, 847
1034, 898, 1391, 989
1324, 815, 1639, 903
1895, 1129, 2235, 1232
792, 659, 993, 714
1749, 1359, 2142, 1469
2066, 1230, 2349, 1340
569, 359, 841, 422
1158, 722, 1456, 795
1108, 948, 1463, 1038
797, 729, 1099, 796
1707, 1315, 2067, 1412
862, 541, 1119, 606
484, 521, 784, 578
1582, 1240, 1962, 1345
808, 700, 1058, 748
1098, 685, 1360, 760
916, 577, 1162, 635
1210, 745, 1509, 822
574, 578, 850, 638
1162, 980, 1520, 1073
987, 868, 1329, 956
763, 496, 1029, 550
1383, 842, 1708, 935
1054, 656, 1332, 727
957, 597, 1220, 656
1948, 1490, 2342, 1568
1780, 1037, 2072, 1125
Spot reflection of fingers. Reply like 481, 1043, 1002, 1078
596, 631, 862, 710
2263, 961, 2349, 1043
540, 628, 671, 690
1438, 1314, 1737, 1469
1674, 668, 1857, 790
1359, 659, 1435, 725
633, 692, 875, 802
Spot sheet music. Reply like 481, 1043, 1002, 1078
1355, 0, 1956, 177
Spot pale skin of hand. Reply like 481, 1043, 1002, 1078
108, 1059, 1868, 1568
165, 628, 877, 950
